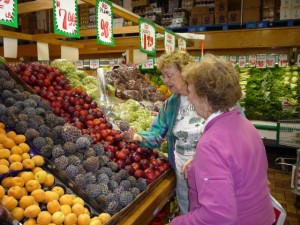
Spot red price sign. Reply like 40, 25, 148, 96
229, 56, 237, 65
248, 55, 257, 68
238, 56, 247, 68
256, 54, 267, 68
278, 54, 288, 67
0, 0, 18, 28
266, 55, 276, 68
139, 18, 156, 56
54, 0, 79, 37
97, 0, 114, 46
164, 30, 175, 53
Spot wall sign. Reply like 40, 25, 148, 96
139, 18, 156, 56
0, 0, 18, 28
248, 55, 257, 68
53, 0, 80, 38
278, 54, 288, 68
238, 55, 247, 68
256, 54, 267, 68
97, 0, 115, 46
266, 54, 276, 68
164, 30, 176, 53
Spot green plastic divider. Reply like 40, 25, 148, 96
254, 124, 277, 131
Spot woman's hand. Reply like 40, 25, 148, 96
182, 158, 193, 179
120, 128, 142, 142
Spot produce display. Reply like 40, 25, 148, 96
1, 62, 170, 219
238, 65, 300, 121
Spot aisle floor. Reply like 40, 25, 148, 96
268, 168, 300, 225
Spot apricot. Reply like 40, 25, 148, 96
10, 145, 23, 155
37, 211, 52, 225
24, 204, 41, 219
21, 152, 30, 160
0, 148, 11, 159
19, 195, 35, 209
34, 170, 48, 184
64, 212, 78, 225
72, 203, 85, 217
31, 155, 44, 166
60, 204, 72, 216
0, 164, 9, 174
47, 199, 61, 214
90, 217, 102, 225
32, 166, 43, 174
18, 143, 30, 153
21, 187, 28, 197
3, 138, 15, 149
22, 158, 35, 169
1, 177, 12, 188
0, 158, 9, 166
11, 207, 24, 221
51, 211, 65, 225
31, 188, 45, 202
1, 196, 18, 211
51, 186, 65, 197
0, 185, 5, 199
6, 131, 17, 139
73, 197, 85, 206
7, 186, 24, 199
0, 122, 5, 129
44, 191, 59, 203
10, 177, 25, 187
13, 134, 26, 144
23, 218, 37, 225
78, 214, 91, 225
19, 171, 34, 183
84, 207, 90, 215
9, 161, 23, 171
60, 194, 76, 205
25, 179, 41, 192
44, 173, 55, 187
98, 213, 111, 224
8, 154, 22, 163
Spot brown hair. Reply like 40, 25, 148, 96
156, 51, 195, 72
182, 54, 242, 112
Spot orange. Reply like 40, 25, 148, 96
51, 186, 65, 197
24, 204, 41, 219
9, 161, 23, 171
0, 159, 9, 166
11, 207, 24, 221
89, 217, 102, 225
60, 204, 72, 216
34, 170, 48, 184
21, 152, 30, 160
72, 197, 84, 206
10, 177, 25, 187
44, 191, 59, 203
98, 213, 111, 224
59, 194, 76, 205
23, 218, 37, 225
13, 134, 26, 144
71, 203, 85, 217
37, 211, 52, 225
1, 177, 12, 188
32, 167, 43, 174
19, 171, 34, 183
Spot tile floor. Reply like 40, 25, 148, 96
268, 168, 300, 225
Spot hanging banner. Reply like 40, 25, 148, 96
97, 0, 115, 46
164, 30, 176, 53
0, 0, 18, 28
266, 54, 276, 68
248, 54, 257, 68
139, 18, 156, 56
278, 54, 288, 68
53, 0, 80, 38
256, 54, 267, 68
178, 38, 187, 51
238, 55, 247, 68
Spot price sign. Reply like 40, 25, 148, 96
297, 54, 300, 67
266, 54, 276, 68
278, 54, 288, 67
142, 58, 154, 69
0, 0, 17, 27
248, 55, 257, 68
53, 0, 80, 38
178, 38, 186, 51
219, 55, 228, 61
256, 54, 267, 68
75, 60, 83, 69
139, 18, 156, 56
238, 55, 247, 68
97, 0, 115, 46
164, 30, 176, 53
229, 55, 237, 65
89, 59, 100, 69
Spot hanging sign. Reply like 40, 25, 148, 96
0, 0, 18, 28
266, 54, 276, 68
178, 37, 186, 51
53, 0, 80, 38
256, 54, 267, 68
229, 55, 237, 65
278, 54, 288, 67
238, 55, 247, 68
90, 59, 100, 69
141, 58, 154, 69
248, 54, 257, 68
97, 0, 115, 46
139, 18, 156, 56
164, 30, 176, 53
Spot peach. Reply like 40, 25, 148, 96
0, 158, 9, 166
32, 166, 43, 174
13, 134, 26, 144
10, 145, 23, 155
73, 197, 85, 206
23, 218, 37, 225
19, 171, 34, 183
6, 131, 17, 139
37, 211, 52, 225
0, 148, 11, 159
1, 177, 12, 188
18, 143, 30, 153
90, 217, 102, 225
0, 185, 5, 199
60, 194, 76, 205
0, 164, 9, 174
3, 138, 15, 149
1, 196, 18, 211
21, 152, 30, 160
72, 203, 85, 217
10, 177, 25, 187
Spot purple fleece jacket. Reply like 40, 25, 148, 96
171, 109, 275, 225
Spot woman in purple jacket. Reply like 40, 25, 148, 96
169, 54, 275, 225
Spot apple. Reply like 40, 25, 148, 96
115, 151, 128, 160
139, 159, 150, 170
134, 169, 144, 179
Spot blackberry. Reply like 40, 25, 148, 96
38, 124, 51, 137
22, 107, 36, 117
96, 194, 109, 208
3, 80, 15, 91
24, 128, 39, 141
39, 144, 53, 158
0, 104, 6, 115
82, 156, 99, 173
85, 184, 102, 198
27, 119, 39, 130
28, 94, 41, 103
51, 145, 65, 159
14, 84, 24, 92
15, 121, 29, 134
107, 161, 118, 172
114, 186, 125, 200
63, 165, 79, 180
111, 173, 122, 184
14, 101, 25, 112
120, 180, 132, 191
74, 152, 84, 161
98, 167, 113, 178
1, 90, 13, 100
118, 169, 129, 180
130, 187, 140, 198
127, 176, 137, 187
36, 107, 46, 117
45, 113, 57, 128
99, 155, 110, 166
17, 113, 28, 121
85, 172, 96, 184
45, 137, 54, 146
84, 148, 96, 158
97, 174, 109, 184
54, 155, 69, 170
33, 116, 45, 127
4, 97, 16, 107
63, 142, 76, 156
77, 165, 86, 174
24, 99, 37, 108
38, 99, 52, 111
67, 155, 81, 166
53, 125, 63, 137
61, 124, 82, 143
108, 180, 119, 191
14, 92, 27, 102
75, 136, 92, 152
135, 178, 147, 192
105, 201, 118, 215
32, 137, 47, 151
119, 191, 133, 207
74, 174, 86, 189
107, 192, 118, 202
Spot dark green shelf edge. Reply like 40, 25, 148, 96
254, 124, 277, 131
